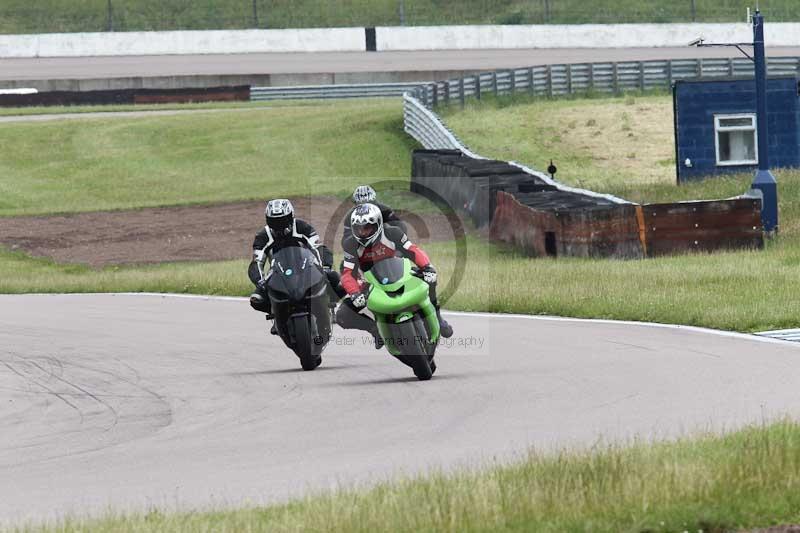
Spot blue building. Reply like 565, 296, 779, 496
673, 76, 800, 182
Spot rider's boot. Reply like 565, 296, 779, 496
265, 314, 278, 335
250, 291, 267, 310
370, 325, 385, 350
436, 307, 453, 338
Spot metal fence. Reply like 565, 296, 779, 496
409, 56, 800, 109
2, 1, 799, 34
250, 83, 422, 101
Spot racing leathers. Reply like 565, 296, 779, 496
335, 225, 452, 343
248, 219, 340, 314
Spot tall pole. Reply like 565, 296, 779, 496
106, 0, 113, 32
751, 9, 778, 233
252, 0, 259, 28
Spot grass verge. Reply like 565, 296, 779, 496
19, 420, 800, 532
4, 231, 800, 333
0, 98, 415, 216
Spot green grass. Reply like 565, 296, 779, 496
0, 99, 416, 216
0, 0, 798, 33
2, 93, 800, 332
4, 228, 800, 332
19, 420, 800, 532
0, 99, 336, 117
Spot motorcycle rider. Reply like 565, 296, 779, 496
336, 203, 453, 349
248, 199, 341, 333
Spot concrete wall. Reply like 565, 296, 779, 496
2, 23, 800, 58
377, 23, 800, 51
0, 28, 365, 58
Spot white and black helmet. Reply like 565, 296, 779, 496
265, 199, 294, 237
350, 203, 383, 247
352, 185, 377, 205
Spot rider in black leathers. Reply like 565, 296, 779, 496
248, 199, 341, 329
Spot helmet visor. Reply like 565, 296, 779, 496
268, 214, 293, 235
353, 222, 379, 241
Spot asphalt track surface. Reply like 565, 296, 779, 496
2, 47, 800, 80
1, 293, 799, 526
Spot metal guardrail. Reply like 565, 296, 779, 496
409, 56, 800, 108
251, 82, 423, 101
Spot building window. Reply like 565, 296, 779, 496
714, 114, 758, 166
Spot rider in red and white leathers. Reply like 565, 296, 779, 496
335, 203, 453, 347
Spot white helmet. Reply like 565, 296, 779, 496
350, 203, 383, 247
265, 199, 294, 237
352, 185, 377, 205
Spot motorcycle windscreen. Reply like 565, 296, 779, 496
267, 246, 326, 301
368, 256, 406, 285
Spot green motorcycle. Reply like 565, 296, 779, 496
364, 256, 441, 381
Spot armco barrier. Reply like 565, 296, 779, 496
251, 83, 422, 101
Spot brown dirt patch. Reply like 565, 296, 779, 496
0, 197, 457, 268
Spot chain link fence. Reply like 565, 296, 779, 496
1, 1, 798, 34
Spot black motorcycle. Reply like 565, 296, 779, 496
266, 246, 334, 370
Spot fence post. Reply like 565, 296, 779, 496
459, 77, 465, 108
566, 65, 573, 95
492, 72, 498, 95
728, 57, 735, 76
476, 75, 482, 100
639, 61, 645, 91
588, 63, 594, 92
510, 69, 516, 94
667, 59, 674, 88
444, 80, 450, 106
690, 0, 696, 22
696, 58, 703, 78
546, 65, 553, 97
612, 62, 619, 94
398, 0, 406, 25
528, 67, 535, 94
432, 83, 438, 108
106, 0, 113, 31
252, 0, 259, 27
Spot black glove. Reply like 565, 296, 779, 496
351, 291, 368, 309
256, 279, 268, 293
422, 265, 437, 284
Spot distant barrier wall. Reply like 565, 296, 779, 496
2, 23, 800, 59
0, 86, 250, 107
377, 23, 800, 50
0, 28, 365, 58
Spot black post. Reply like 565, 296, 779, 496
106, 0, 113, 32
751, 9, 778, 233
252, 0, 259, 27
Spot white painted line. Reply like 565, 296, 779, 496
8, 292, 800, 349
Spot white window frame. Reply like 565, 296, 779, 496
714, 113, 758, 167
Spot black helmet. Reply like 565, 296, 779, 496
265, 199, 295, 238
350, 203, 383, 247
